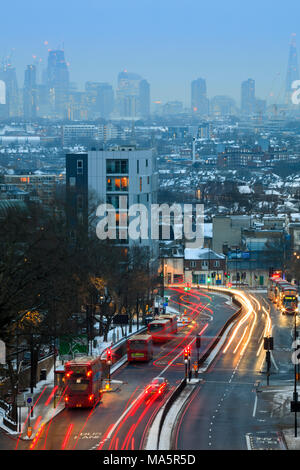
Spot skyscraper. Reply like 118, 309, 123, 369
47, 49, 69, 118
0, 63, 19, 117
139, 79, 150, 117
23, 64, 37, 120
191, 78, 209, 115
85, 82, 114, 119
285, 33, 300, 105
116, 71, 150, 118
241, 79, 255, 115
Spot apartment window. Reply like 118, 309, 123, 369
202, 261, 208, 269
69, 177, 76, 187
106, 177, 128, 192
77, 160, 83, 175
146, 159, 148, 167
147, 176, 150, 185
214, 261, 220, 268
190, 261, 196, 268
106, 159, 128, 174
137, 160, 139, 174
140, 177, 142, 192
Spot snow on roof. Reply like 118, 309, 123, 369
238, 185, 253, 194
184, 247, 225, 260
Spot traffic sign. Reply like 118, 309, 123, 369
26, 396, 33, 406
16, 394, 25, 407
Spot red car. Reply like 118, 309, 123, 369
144, 377, 169, 399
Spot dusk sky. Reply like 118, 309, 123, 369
2, 0, 300, 106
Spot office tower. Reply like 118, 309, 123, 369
23, 64, 37, 120
241, 78, 256, 114
47, 49, 69, 118
138, 80, 150, 117
116, 71, 150, 118
85, 82, 114, 119
285, 33, 300, 105
0, 63, 19, 117
66, 146, 159, 262
191, 78, 209, 115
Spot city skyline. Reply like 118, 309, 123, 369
1, 0, 300, 105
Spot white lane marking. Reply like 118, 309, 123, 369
252, 394, 258, 418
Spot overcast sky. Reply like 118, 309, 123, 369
1, 0, 300, 105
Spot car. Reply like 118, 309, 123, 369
144, 376, 169, 398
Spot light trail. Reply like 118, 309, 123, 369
222, 289, 255, 354
61, 423, 74, 450
233, 325, 249, 354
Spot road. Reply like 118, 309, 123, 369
174, 288, 295, 450
17, 287, 238, 450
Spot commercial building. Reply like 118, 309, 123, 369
23, 65, 37, 120
47, 49, 69, 118
116, 71, 150, 119
241, 78, 256, 115
191, 78, 209, 115
184, 248, 226, 285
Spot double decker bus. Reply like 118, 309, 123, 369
277, 284, 298, 314
157, 314, 178, 334
268, 277, 289, 303
64, 356, 102, 408
268, 277, 298, 315
127, 334, 153, 362
147, 318, 172, 343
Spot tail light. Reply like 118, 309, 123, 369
88, 394, 94, 401
65, 396, 69, 402
86, 370, 92, 378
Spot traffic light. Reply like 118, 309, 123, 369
184, 347, 189, 361
184, 283, 191, 292
107, 348, 112, 364
207, 276, 211, 283
184, 346, 191, 361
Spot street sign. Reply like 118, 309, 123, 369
291, 401, 300, 412
16, 394, 25, 407
264, 337, 274, 351
26, 395, 33, 406
59, 335, 88, 357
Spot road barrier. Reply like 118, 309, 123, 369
156, 378, 187, 448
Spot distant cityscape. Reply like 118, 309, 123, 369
0, 34, 300, 121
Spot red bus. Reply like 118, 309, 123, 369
158, 314, 178, 334
127, 334, 153, 362
147, 318, 172, 343
64, 356, 102, 408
